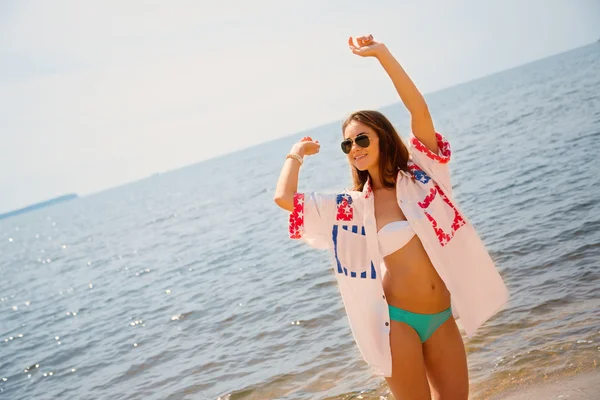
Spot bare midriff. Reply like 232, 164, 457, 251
382, 235, 450, 313
374, 187, 451, 314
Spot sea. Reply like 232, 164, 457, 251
1, 43, 599, 400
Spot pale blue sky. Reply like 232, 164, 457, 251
1, 0, 599, 213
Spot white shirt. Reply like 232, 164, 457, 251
287, 132, 509, 377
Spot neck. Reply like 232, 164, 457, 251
368, 168, 383, 190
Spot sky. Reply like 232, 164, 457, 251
1, 0, 599, 213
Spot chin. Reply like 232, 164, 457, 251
354, 160, 374, 171
351, 154, 371, 171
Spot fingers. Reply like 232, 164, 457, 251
356, 34, 374, 46
349, 35, 373, 55
301, 136, 318, 144
348, 36, 363, 55
348, 36, 357, 52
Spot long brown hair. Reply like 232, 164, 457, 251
342, 110, 410, 192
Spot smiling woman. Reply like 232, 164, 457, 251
273, 34, 509, 400
340, 110, 411, 193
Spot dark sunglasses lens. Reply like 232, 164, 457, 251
341, 140, 352, 154
355, 135, 370, 148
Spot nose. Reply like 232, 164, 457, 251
350, 141, 362, 153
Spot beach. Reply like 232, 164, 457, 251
490, 371, 599, 399
1, 43, 599, 400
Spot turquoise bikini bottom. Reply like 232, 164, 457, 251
388, 305, 453, 343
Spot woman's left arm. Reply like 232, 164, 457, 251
349, 35, 438, 154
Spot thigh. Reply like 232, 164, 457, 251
385, 320, 431, 400
423, 316, 469, 400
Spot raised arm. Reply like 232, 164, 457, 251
273, 136, 320, 212
349, 35, 438, 154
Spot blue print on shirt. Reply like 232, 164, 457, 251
412, 169, 431, 184
331, 224, 377, 279
335, 193, 352, 206
336, 193, 353, 205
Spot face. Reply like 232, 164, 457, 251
342, 120, 380, 172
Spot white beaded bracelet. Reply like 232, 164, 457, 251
286, 153, 303, 166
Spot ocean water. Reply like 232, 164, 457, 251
1, 43, 599, 400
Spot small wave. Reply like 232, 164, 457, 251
527, 295, 577, 316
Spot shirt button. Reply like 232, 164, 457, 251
385, 322, 389, 326
382, 295, 385, 299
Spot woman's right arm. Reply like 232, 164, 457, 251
273, 137, 320, 212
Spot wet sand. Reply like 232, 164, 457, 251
489, 371, 599, 399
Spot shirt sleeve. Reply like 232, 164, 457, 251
408, 132, 453, 195
288, 191, 344, 250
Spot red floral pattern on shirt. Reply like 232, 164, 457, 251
289, 193, 304, 239
410, 133, 451, 164
417, 183, 465, 246
336, 194, 353, 221
363, 179, 373, 199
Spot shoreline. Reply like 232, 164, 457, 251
488, 370, 599, 399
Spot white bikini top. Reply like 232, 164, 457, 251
377, 220, 415, 257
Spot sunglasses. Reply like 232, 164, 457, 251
341, 134, 370, 154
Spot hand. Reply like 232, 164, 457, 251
291, 136, 320, 157
348, 34, 387, 58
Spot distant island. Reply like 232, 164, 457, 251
0, 194, 79, 221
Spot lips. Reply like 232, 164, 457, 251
354, 154, 367, 162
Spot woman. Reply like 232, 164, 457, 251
273, 34, 508, 399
